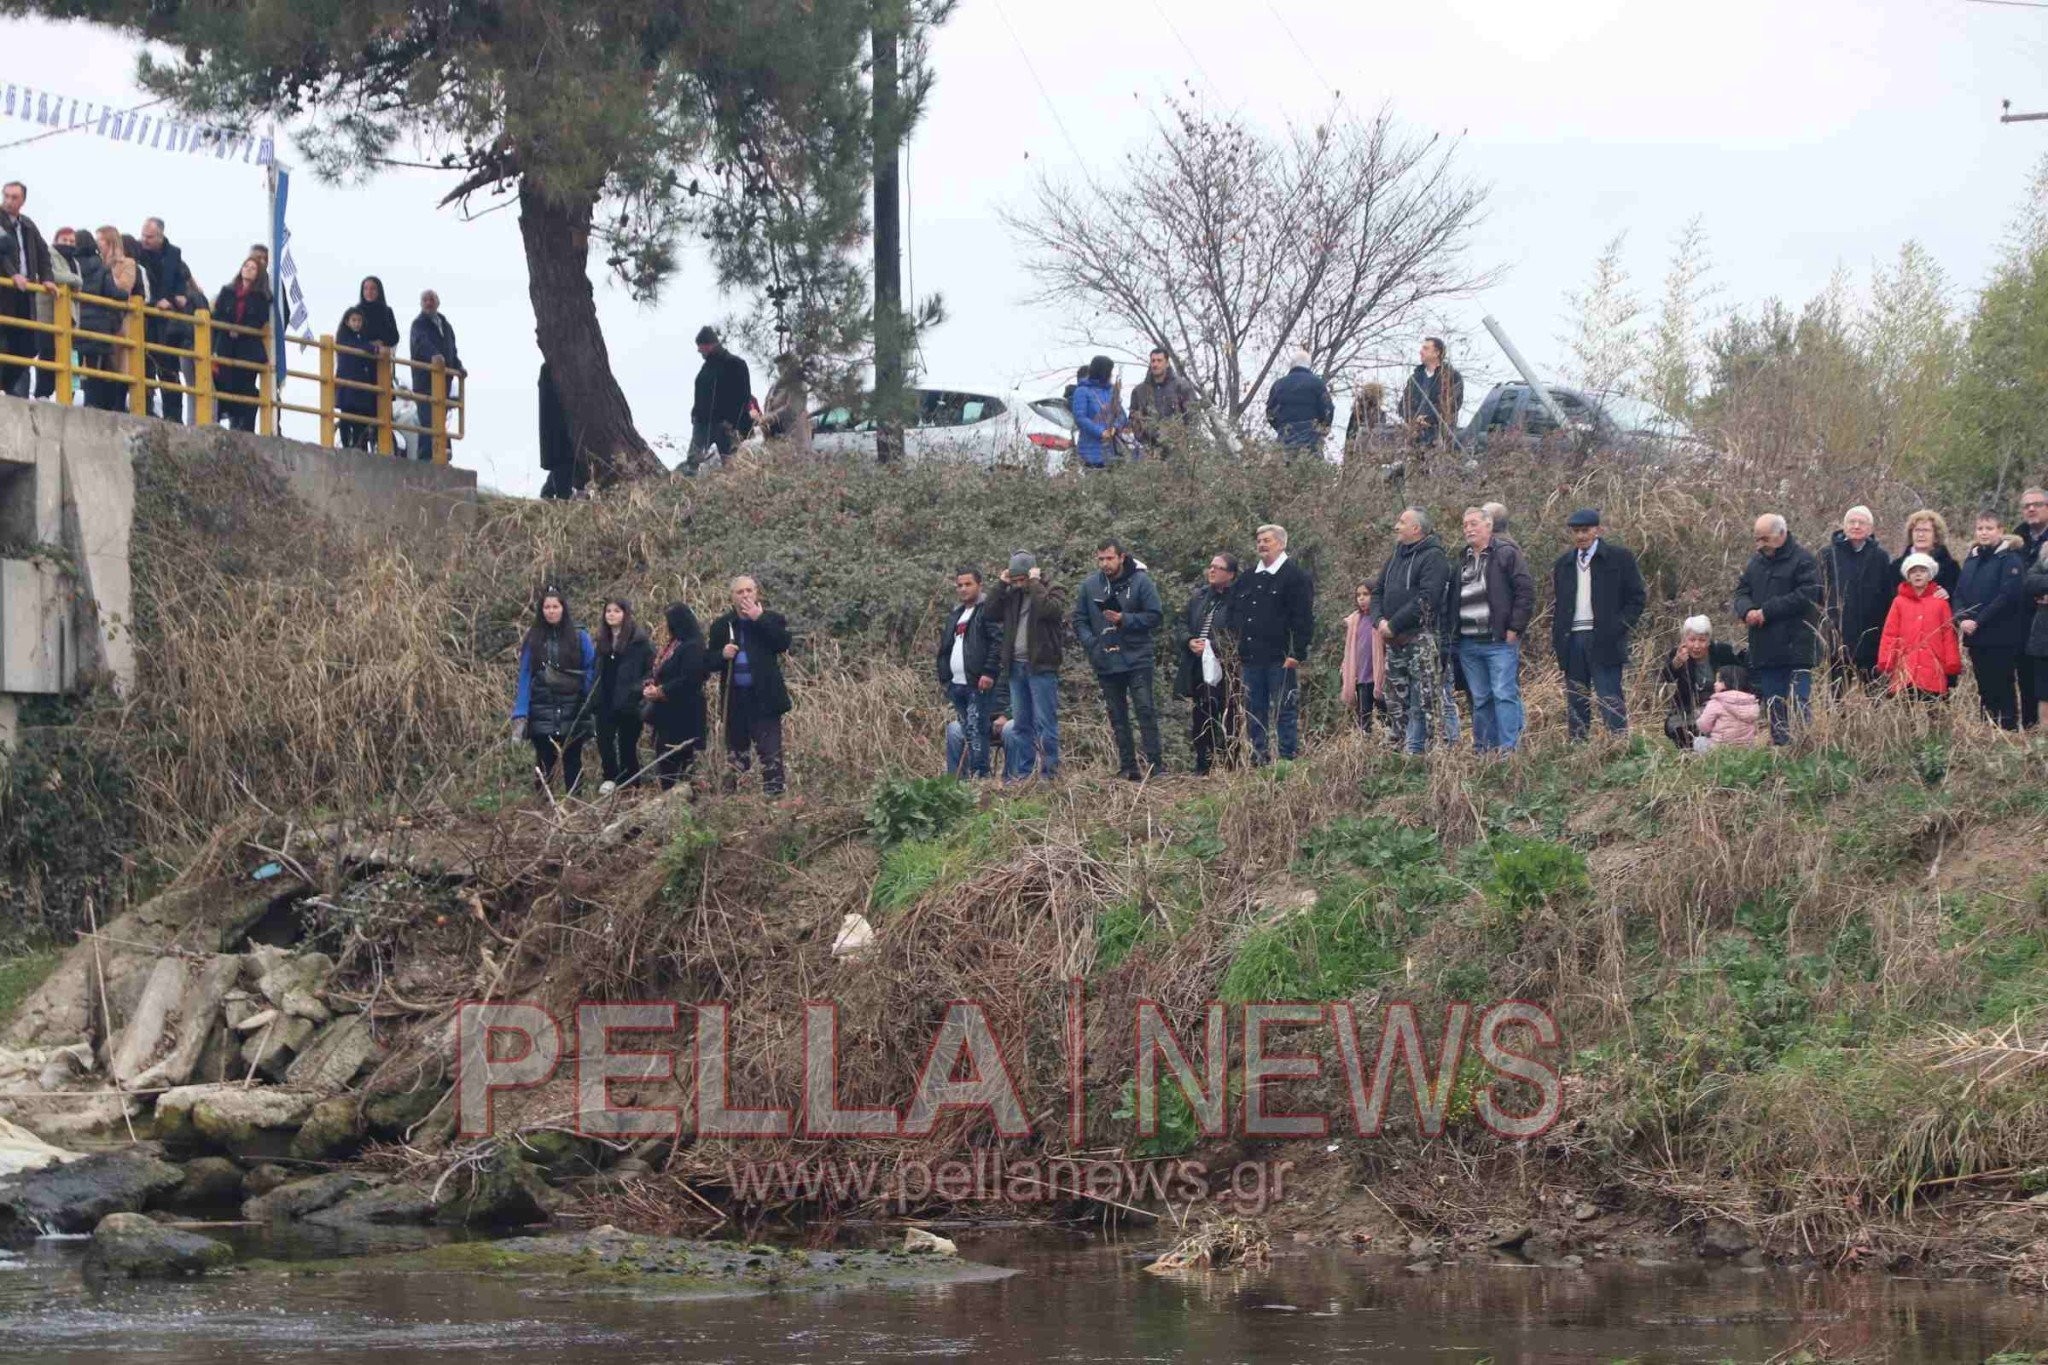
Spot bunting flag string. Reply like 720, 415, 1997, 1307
1, 78, 274, 165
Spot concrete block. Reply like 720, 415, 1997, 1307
0, 557, 75, 694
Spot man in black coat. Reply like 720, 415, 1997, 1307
1176, 552, 1243, 775
1374, 507, 1454, 753
1264, 349, 1334, 457
408, 290, 463, 462
1956, 511, 2031, 731
1550, 508, 1648, 740
1818, 505, 1892, 691
135, 217, 196, 423
0, 180, 52, 399
2015, 487, 2048, 729
936, 568, 1003, 778
1237, 524, 1315, 764
687, 326, 752, 473
706, 576, 792, 795
1732, 513, 1823, 745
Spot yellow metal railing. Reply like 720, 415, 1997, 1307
0, 278, 466, 461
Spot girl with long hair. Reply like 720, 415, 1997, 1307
512, 590, 596, 794
593, 599, 655, 792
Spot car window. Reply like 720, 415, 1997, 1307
1595, 393, 1686, 436
1029, 399, 1075, 431
1523, 389, 1593, 436
813, 405, 857, 434
1485, 390, 1522, 432
961, 394, 1004, 423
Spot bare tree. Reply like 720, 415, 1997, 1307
1003, 98, 1493, 426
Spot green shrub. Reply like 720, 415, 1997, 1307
1220, 891, 1407, 1003
873, 838, 962, 913
1470, 834, 1590, 925
866, 775, 975, 848
1300, 815, 1439, 875
1094, 899, 1148, 973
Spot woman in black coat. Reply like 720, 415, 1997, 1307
1891, 510, 1960, 597
210, 256, 271, 432
642, 603, 709, 790
344, 276, 401, 352
592, 599, 655, 791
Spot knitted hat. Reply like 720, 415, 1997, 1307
1009, 552, 1036, 576
1901, 552, 1938, 579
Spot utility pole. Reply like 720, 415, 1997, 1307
2003, 99, 2048, 124
872, 9, 906, 465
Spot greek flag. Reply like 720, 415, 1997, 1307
2, 78, 275, 166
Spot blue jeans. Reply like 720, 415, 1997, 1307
1242, 663, 1300, 764
1750, 666, 1812, 746
947, 684, 991, 778
1563, 632, 1626, 738
949, 717, 1031, 779
1458, 638, 1524, 752
1008, 662, 1060, 779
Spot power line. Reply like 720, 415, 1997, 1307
1967, 0, 2048, 9
0, 96, 167, 153
987, 0, 1091, 171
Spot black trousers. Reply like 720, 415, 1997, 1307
1969, 645, 2024, 731
1190, 678, 1241, 775
2022, 624, 2043, 729
726, 713, 786, 794
147, 346, 183, 422
596, 711, 643, 784
0, 296, 34, 397
530, 733, 586, 793
1098, 668, 1163, 776
654, 735, 699, 790
1352, 682, 1378, 733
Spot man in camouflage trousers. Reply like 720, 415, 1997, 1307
1372, 508, 1453, 754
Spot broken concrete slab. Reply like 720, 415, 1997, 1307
107, 957, 188, 1088
241, 1014, 317, 1081
256, 953, 334, 1025
285, 1016, 377, 1096
132, 955, 242, 1092
154, 1084, 319, 1160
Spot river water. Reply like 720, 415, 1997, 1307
0, 1230, 2042, 1363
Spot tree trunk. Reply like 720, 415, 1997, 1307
871, 19, 906, 465
518, 181, 666, 486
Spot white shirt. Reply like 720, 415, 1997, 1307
949, 604, 979, 685
1257, 551, 1289, 574
1573, 539, 1599, 631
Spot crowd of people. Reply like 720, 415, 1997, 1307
507, 487, 2048, 799
0, 180, 461, 453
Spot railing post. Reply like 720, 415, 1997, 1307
53, 283, 73, 406
193, 308, 215, 427
431, 361, 449, 465
318, 335, 337, 448
375, 348, 395, 456
124, 295, 148, 416
258, 344, 275, 437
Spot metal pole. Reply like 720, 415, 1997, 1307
1481, 315, 1573, 434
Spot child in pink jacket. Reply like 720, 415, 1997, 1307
1693, 666, 1766, 752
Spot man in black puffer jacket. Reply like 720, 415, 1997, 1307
2026, 533, 2048, 731
1373, 507, 1452, 753
1733, 513, 1823, 745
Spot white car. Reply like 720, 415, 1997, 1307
810, 385, 1076, 471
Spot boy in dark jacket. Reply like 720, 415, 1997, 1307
334, 309, 381, 451
1237, 524, 1315, 764
935, 569, 1003, 778
988, 554, 1066, 780
1954, 512, 2030, 729
707, 576, 792, 796
1073, 540, 1165, 779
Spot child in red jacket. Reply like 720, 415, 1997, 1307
1877, 553, 1962, 698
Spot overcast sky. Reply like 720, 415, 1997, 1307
2, 1, 2043, 495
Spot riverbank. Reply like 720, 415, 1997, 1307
3, 442, 2048, 1293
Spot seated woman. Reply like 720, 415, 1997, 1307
1661, 615, 1746, 749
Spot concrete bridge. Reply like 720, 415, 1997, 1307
0, 396, 478, 748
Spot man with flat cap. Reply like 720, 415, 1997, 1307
1551, 508, 1647, 739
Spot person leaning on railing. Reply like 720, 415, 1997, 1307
63, 228, 128, 412
0, 180, 54, 399
210, 256, 271, 433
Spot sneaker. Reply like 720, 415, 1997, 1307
597, 781, 618, 796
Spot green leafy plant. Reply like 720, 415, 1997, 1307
1470, 835, 1591, 925
1093, 899, 1148, 973
866, 775, 975, 848
1112, 1078, 1200, 1158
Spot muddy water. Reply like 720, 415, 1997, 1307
0, 1231, 2042, 1363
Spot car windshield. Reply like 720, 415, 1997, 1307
1593, 393, 1688, 436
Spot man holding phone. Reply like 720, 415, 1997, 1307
1074, 539, 1165, 780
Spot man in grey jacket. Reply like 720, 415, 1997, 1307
1128, 347, 1199, 458
1073, 539, 1166, 779
1453, 506, 1535, 752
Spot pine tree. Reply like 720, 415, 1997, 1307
19, 0, 951, 483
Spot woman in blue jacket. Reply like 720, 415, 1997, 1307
1070, 355, 1127, 468
512, 589, 597, 794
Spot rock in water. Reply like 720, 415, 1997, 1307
434, 1152, 557, 1228
154, 1084, 320, 1160
243, 1172, 369, 1222
289, 1095, 367, 1162
304, 1183, 435, 1229
157, 1156, 246, 1215
903, 1227, 957, 1256
0, 1149, 183, 1242
86, 1211, 232, 1277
